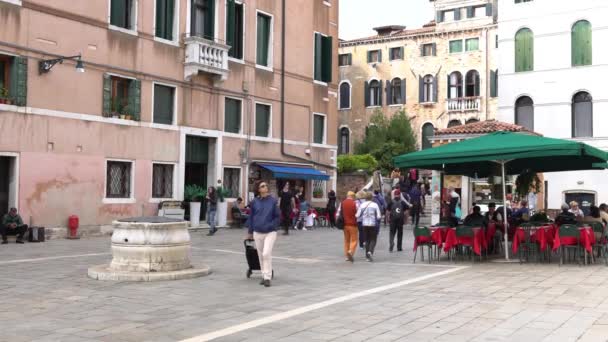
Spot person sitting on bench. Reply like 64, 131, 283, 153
1, 207, 28, 244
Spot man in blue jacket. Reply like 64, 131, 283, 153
246, 180, 281, 287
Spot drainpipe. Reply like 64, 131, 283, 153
280, 0, 335, 170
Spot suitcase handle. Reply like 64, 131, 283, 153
244, 239, 256, 248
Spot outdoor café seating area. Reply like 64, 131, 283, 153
413, 220, 606, 265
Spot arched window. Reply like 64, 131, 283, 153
448, 72, 463, 99
572, 20, 592, 66
421, 123, 434, 150
448, 120, 461, 128
466, 118, 479, 124
365, 80, 382, 107
420, 75, 435, 103
515, 28, 534, 72
339, 127, 350, 154
388, 78, 405, 105
465, 70, 480, 97
572, 92, 592, 138
339, 82, 351, 109
515, 96, 534, 131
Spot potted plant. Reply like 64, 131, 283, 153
313, 189, 323, 199
0, 87, 11, 105
215, 182, 232, 227
184, 184, 206, 227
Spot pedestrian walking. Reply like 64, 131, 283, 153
356, 191, 382, 262
206, 187, 218, 236
245, 180, 280, 287
388, 190, 407, 252
327, 190, 337, 228
278, 182, 295, 235
294, 195, 309, 230
339, 191, 358, 262
409, 183, 422, 227
355, 191, 366, 249
372, 190, 386, 234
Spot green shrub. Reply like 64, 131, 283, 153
337, 154, 378, 174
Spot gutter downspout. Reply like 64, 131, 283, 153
280, 0, 335, 170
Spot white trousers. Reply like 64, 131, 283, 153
253, 231, 277, 280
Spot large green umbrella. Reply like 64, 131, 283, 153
394, 131, 608, 259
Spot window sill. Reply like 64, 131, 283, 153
149, 122, 178, 130
338, 107, 351, 111
311, 142, 328, 148
389, 104, 404, 107
108, 25, 139, 37
149, 197, 178, 204
153, 36, 180, 47
313, 80, 328, 87
228, 57, 246, 65
420, 102, 436, 106
339, 65, 351, 68
0, 0, 21, 6
366, 106, 381, 109
103, 198, 136, 204
323, 1, 331, 7
255, 65, 273, 72
389, 59, 404, 62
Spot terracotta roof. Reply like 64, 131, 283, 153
434, 120, 539, 136
340, 23, 436, 45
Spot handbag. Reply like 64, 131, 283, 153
336, 204, 344, 230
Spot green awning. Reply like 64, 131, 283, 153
393, 131, 608, 177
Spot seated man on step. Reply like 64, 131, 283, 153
1, 207, 28, 244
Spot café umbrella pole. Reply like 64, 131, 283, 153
501, 161, 509, 260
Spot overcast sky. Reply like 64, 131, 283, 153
339, 0, 434, 40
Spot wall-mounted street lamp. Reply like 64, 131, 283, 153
39, 54, 85, 75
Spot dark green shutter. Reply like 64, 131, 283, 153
399, 47, 404, 59
490, 70, 497, 98
400, 79, 406, 104
256, 14, 270, 66
255, 104, 270, 137
418, 76, 423, 103
364, 81, 369, 106
486, 4, 492, 17
205, 0, 215, 39
321, 36, 332, 82
10, 57, 27, 106
154, 84, 174, 125
110, 0, 127, 28
454, 8, 461, 21
572, 20, 592, 66
165, 0, 174, 40
367, 51, 371, 63
226, 0, 236, 55
378, 80, 383, 106
436, 11, 443, 23
377, 49, 382, 63
314, 33, 323, 81
432, 76, 437, 103
347, 53, 352, 65
385, 80, 392, 105
102, 75, 111, 115
155, 0, 166, 38
466, 6, 474, 18
431, 43, 436, 56
313, 115, 324, 144
224, 98, 241, 133
128, 79, 141, 121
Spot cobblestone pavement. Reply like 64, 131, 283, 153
2, 226, 608, 342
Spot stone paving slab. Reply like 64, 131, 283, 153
2, 226, 608, 341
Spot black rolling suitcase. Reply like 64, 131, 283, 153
244, 239, 273, 279
28, 226, 45, 242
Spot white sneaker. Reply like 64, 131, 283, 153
302, 227, 308, 231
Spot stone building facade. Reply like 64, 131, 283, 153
0, 0, 338, 232
337, 0, 498, 155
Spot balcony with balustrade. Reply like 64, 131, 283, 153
446, 96, 481, 112
184, 36, 230, 81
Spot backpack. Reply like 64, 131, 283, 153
390, 203, 405, 222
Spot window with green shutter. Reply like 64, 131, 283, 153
153, 84, 175, 125
255, 103, 271, 137
191, 0, 215, 39
314, 33, 333, 82
515, 28, 534, 72
102, 75, 140, 121
155, 0, 175, 40
449, 40, 463, 53
224, 97, 241, 133
465, 38, 479, 51
338, 54, 351, 66
313, 114, 325, 144
490, 70, 498, 98
389, 47, 403, 61
256, 12, 272, 67
0, 55, 27, 106
110, 0, 135, 30
572, 20, 592, 67
226, 0, 244, 59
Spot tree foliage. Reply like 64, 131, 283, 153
337, 154, 378, 174
354, 110, 417, 173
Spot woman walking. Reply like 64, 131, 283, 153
278, 182, 295, 235
327, 190, 337, 228
245, 180, 281, 287
356, 191, 382, 262
206, 187, 218, 236
339, 191, 358, 262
